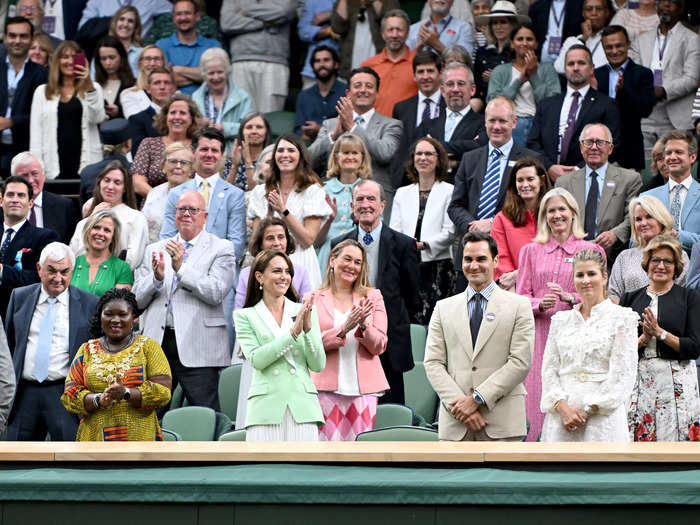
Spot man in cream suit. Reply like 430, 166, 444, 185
555, 123, 642, 263
309, 66, 403, 218
630, 0, 700, 158
425, 231, 534, 441
134, 190, 236, 410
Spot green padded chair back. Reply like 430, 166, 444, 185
374, 403, 414, 429
356, 425, 439, 441
404, 361, 439, 426
162, 406, 217, 441
265, 111, 296, 139
218, 429, 247, 441
410, 324, 427, 362
218, 364, 242, 425
161, 428, 181, 441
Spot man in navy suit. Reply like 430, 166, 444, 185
449, 97, 544, 290
5, 242, 98, 441
529, 0, 584, 63
332, 180, 420, 405
391, 50, 445, 188
416, 61, 488, 174
128, 67, 176, 155
0, 176, 58, 319
11, 152, 78, 244
0, 17, 47, 178
594, 25, 654, 172
527, 44, 620, 182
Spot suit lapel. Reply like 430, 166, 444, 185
574, 91, 597, 135
472, 289, 503, 359
377, 225, 392, 289
14, 285, 42, 367
206, 178, 226, 228
573, 170, 587, 215
682, 182, 700, 225
67, 286, 82, 360
598, 166, 617, 220
6, 222, 32, 264
449, 292, 473, 359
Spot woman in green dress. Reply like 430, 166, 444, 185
71, 209, 133, 296
61, 288, 172, 441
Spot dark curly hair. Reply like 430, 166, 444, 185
88, 288, 140, 338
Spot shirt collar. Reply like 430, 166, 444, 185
353, 108, 375, 123
608, 58, 629, 72
195, 173, 219, 186
669, 175, 693, 192
585, 162, 608, 178
39, 286, 69, 306
325, 176, 359, 194
33, 191, 43, 207
565, 84, 590, 99
359, 221, 382, 238
3, 218, 26, 233
450, 106, 470, 119
5, 54, 29, 72
418, 90, 441, 106
467, 280, 496, 302
176, 229, 203, 247
544, 234, 578, 254
171, 32, 203, 47
489, 138, 513, 158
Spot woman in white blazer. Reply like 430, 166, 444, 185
30, 41, 107, 180
390, 137, 455, 324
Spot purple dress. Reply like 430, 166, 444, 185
516, 235, 606, 441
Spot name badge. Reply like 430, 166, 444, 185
218, 192, 225, 198
564, 257, 574, 263
507, 160, 516, 167
485, 313, 496, 322
548, 36, 562, 56
653, 69, 663, 87
43, 17, 56, 34
606, 181, 616, 188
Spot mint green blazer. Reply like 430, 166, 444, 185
233, 298, 326, 427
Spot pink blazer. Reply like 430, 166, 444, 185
306, 287, 389, 395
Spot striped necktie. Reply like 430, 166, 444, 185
670, 185, 682, 230
477, 149, 503, 220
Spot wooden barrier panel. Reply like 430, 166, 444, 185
0, 441, 699, 463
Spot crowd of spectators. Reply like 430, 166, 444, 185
0, 0, 698, 443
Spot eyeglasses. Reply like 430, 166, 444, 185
650, 257, 674, 267
443, 80, 468, 88
166, 159, 192, 167
18, 6, 40, 13
580, 138, 612, 148
415, 151, 437, 157
175, 207, 202, 216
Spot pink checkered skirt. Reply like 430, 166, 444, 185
318, 392, 378, 441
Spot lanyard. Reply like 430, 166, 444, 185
551, 3, 565, 30
656, 27, 669, 63
45, 0, 59, 9
205, 86, 227, 124
433, 16, 453, 40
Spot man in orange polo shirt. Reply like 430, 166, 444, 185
362, 9, 418, 117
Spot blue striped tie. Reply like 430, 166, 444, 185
477, 149, 503, 220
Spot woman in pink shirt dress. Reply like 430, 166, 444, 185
516, 187, 605, 441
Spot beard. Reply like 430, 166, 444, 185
314, 66, 338, 82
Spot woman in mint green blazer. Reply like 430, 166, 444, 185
233, 250, 326, 441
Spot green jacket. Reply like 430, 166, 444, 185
233, 299, 326, 427
486, 62, 561, 107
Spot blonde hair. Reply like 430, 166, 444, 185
573, 249, 607, 277
628, 195, 674, 247
45, 41, 92, 100
641, 234, 684, 279
134, 45, 165, 90
320, 239, 370, 296
533, 188, 586, 243
81, 210, 122, 256
160, 141, 194, 171
326, 133, 373, 181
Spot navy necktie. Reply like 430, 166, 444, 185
421, 98, 432, 125
470, 293, 484, 344
584, 171, 599, 240
0, 228, 15, 260
363, 232, 373, 246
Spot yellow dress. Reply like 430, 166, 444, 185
61, 335, 172, 441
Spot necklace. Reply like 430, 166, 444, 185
89, 334, 143, 384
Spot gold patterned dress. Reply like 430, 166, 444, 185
61, 335, 172, 441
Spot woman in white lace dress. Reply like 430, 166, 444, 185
248, 134, 332, 289
540, 249, 638, 442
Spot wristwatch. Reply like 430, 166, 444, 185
472, 390, 485, 405
123, 389, 131, 401
282, 209, 290, 217
659, 330, 668, 341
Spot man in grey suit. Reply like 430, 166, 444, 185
135, 190, 236, 410
555, 123, 642, 263
688, 242, 700, 291
309, 66, 403, 218
5, 242, 97, 441
0, 320, 16, 433
630, 0, 700, 158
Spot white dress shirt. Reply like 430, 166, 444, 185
22, 287, 70, 381
444, 106, 471, 142
558, 84, 591, 141
416, 91, 442, 127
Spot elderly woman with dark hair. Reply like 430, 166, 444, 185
227, 111, 273, 191
491, 157, 551, 291
61, 288, 171, 441
390, 137, 455, 324
620, 235, 700, 441
131, 93, 202, 197
248, 133, 332, 289
192, 48, 253, 154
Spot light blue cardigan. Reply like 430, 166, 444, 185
192, 81, 253, 152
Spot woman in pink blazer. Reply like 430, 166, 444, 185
306, 239, 389, 441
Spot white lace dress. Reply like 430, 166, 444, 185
540, 299, 639, 442
248, 183, 332, 289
